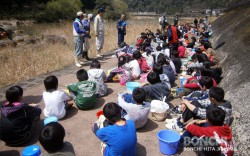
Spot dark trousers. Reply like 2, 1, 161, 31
118, 33, 124, 46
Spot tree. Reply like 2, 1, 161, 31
94, 0, 128, 20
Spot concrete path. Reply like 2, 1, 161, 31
0, 54, 195, 156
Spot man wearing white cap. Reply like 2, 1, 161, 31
73, 11, 89, 67
94, 8, 105, 57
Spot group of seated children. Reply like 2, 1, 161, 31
0, 21, 233, 156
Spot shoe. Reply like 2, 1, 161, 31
167, 106, 182, 115
165, 118, 178, 124
75, 63, 82, 67
96, 54, 102, 58
165, 122, 183, 132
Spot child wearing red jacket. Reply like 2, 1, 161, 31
133, 50, 149, 73
179, 67, 217, 97
184, 105, 233, 156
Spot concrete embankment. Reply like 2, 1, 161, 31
211, 6, 250, 155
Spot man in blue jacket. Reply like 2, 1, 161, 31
116, 14, 126, 46
73, 11, 89, 67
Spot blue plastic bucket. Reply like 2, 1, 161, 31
22, 145, 41, 156
157, 130, 180, 155
44, 116, 58, 125
126, 82, 140, 93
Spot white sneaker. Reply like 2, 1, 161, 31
96, 54, 102, 58
165, 122, 183, 132
75, 63, 82, 67
165, 118, 178, 124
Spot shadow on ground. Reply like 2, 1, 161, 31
136, 142, 147, 156
23, 95, 43, 104
0, 150, 20, 156
137, 118, 158, 133
62, 107, 79, 121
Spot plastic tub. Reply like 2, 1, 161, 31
157, 130, 180, 155
126, 82, 140, 94
44, 116, 58, 126
22, 145, 41, 156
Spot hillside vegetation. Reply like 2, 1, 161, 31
125, 0, 229, 14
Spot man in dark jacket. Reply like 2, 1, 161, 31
116, 14, 126, 46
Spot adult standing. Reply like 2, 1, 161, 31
94, 8, 105, 58
194, 17, 198, 29
82, 14, 92, 61
174, 15, 178, 26
116, 14, 126, 46
73, 11, 88, 67
159, 15, 167, 31
165, 23, 181, 57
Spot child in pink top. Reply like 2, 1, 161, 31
178, 42, 186, 58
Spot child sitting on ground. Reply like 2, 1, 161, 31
184, 106, 233, 156
39, 122, 76, 156
171, 51, 182, 74
106, 56, 135, 85
133, 50, 149, 73
140, 43, 154, 68
118, 88, 151, 129
43, 75, 73, 119
92, 102, 137, 156
178, 67, 217, 97
178, 42, 186, 58
142, 72, 170, 101
153, 62, 171, 89
88, 59, 107, 97
157, 53, 175, 87
183, 87, 233, 125
166, 76, 214, 132
0, 86, 41, 146
67, 69, 97, 110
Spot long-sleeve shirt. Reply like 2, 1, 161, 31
186, 124, 233, 156
118, 95, 151, 129
137, 57, 148, 73
73, 18, 86, 37
193, 100, 233, 125
116, 19, 126, 34
94, 14, 104, 35
184, 76, 217, 89
82, 18, 90, 38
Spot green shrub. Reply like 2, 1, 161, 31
46, 0, 82, 20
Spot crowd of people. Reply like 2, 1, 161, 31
0, 10, 234, 156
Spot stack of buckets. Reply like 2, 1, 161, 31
157, 130, 180, 155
